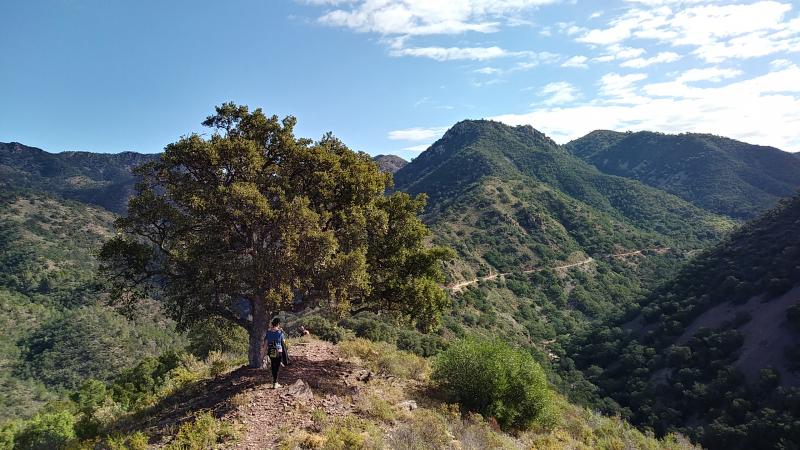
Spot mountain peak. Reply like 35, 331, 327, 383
372, 154, 407, 173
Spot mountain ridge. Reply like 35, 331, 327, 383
566, 130, 800, 219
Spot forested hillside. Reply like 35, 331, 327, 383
390, 120, 735, 402
0, 190, 184, 423
2, 119, 799, 449
571, 194, 800, 449
0, 142, 157, 213
566, 131, 800, 219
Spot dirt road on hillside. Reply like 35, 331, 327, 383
449, 247, 671, 293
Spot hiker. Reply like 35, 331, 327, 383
265, 317, 289, 389
299, 325, 310, 336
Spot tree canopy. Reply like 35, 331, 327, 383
100, 103, 452, 367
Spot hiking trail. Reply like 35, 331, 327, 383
449, 247, 671, 292
132, 339, 407, 449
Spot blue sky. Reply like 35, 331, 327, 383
1, 0, 799, 159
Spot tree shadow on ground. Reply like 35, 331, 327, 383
118, 344, 359, 442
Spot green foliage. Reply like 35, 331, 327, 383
570, 195, 800, 449
12, 410, 76, 450
186, 317, 248, 358
0, 192, 184, 423
101, 103, 451, 367
164, 412, 236, 450
20, 306, 182, 390
567, 130, 800, 219
432, 338, 555, 430
295, 314, 350, 344
340, 315, 398, 343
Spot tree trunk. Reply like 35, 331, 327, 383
248, 296, 268, 368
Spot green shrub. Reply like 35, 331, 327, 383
165, 412, 236, 450
432, 338, 555, 430
341, 316, 398, 344
339, 339, 429, 381
187, 317, 248, 358
396, 330, 447, 357
300, 315, 349, 343
0, 421, 20, 450
13, 410, 77, 450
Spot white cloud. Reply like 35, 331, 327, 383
562, 55, 589, 68
491, 64, 800, 150
388, 126, 448, 141
391, 45, 509, 60
475, 66, 502, 74
577, 1, 800, 63
619, 51, 681, 68
538, 81, 579, 105
402, 143, 432, 152
316, 0, 560, 36
771, 58, 794, 69
675, 67, 742, 83
599, 72, 648, 103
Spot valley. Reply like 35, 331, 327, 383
1, 118, 799, 449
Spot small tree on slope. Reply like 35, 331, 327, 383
100, 103, 452, 368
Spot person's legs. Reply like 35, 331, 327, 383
270, 356, 281, 386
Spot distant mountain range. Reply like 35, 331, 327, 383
394, 120, 731, 275
0, 142, 157, 213
3, 121, 800, 448
373, 154, 407, 173
566, 131, 800, 219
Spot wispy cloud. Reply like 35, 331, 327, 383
619, 51, 681, 68
388, 126, 448, 141
391, 46, 509, 61
315, 0, 561, 36
538, 81, 579, 105
561, 55, 589, 68
492, 64, 800, 150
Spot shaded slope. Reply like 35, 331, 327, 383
373, 154, 407, 173
566, 131, 800, 219
573, 194, 800, 449
0, 142, 157, 213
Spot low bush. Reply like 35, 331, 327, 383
340, 315, 398, 344
396, 330, 447, 357
432, 337, 555, 430
338, 339, 429, 381
164, 412, 237, 450
298, 315, 350, 344
12, 410, 76, 450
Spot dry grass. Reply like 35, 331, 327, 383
338, 339, 429, 381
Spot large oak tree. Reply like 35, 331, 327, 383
100, 103, 452, 367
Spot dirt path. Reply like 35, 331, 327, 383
132, 340, 368, 449
229, 340, 359, 449
449, 247, 671, 292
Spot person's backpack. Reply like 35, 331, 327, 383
267, 341, 278, 358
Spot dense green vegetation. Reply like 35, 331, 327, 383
566, 130, 800, 219
3, 117, 799, 449
570, 195, 800, 449
389, 120, 733, 399
0, 191, 184, 424
433, 338, 554, 430
0, 142, 157, 214
100, 103, 452, 368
